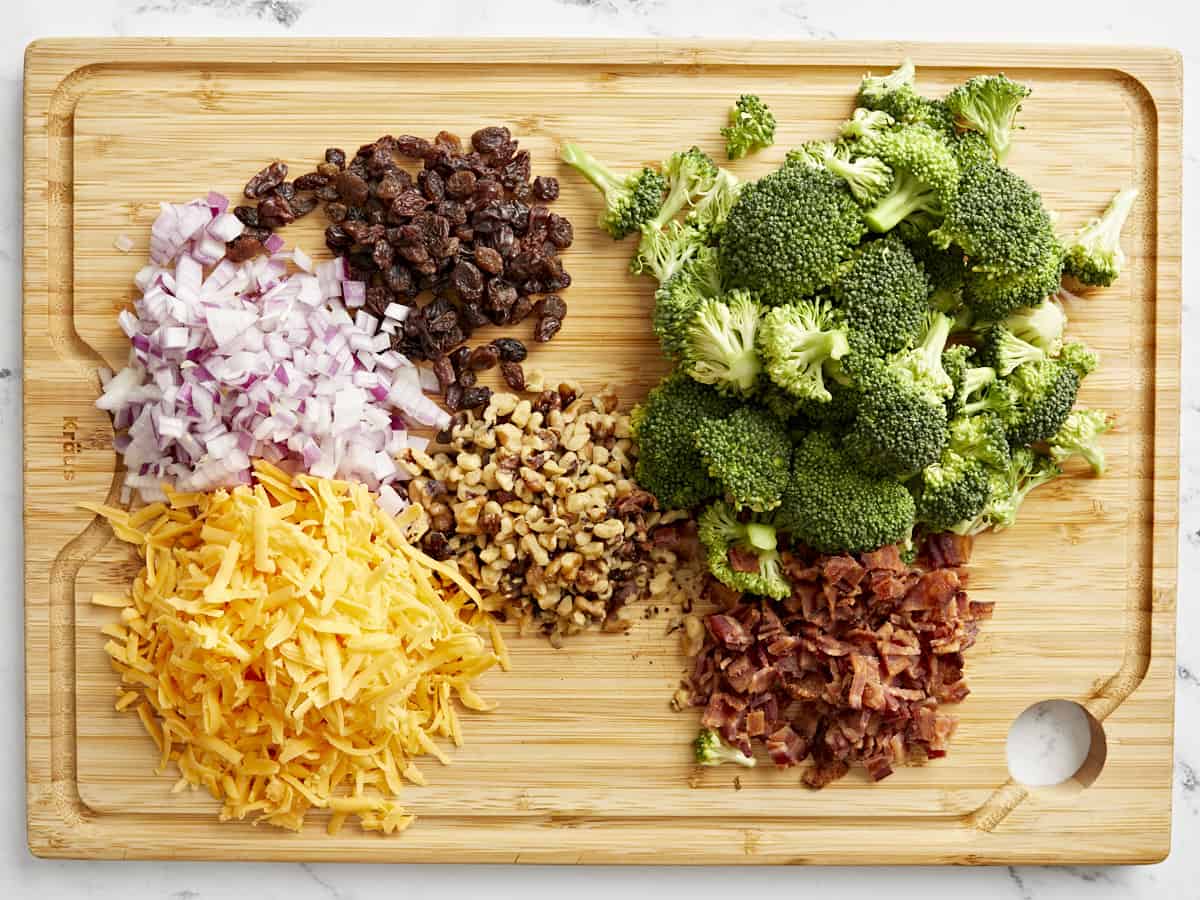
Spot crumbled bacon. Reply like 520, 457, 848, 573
685, 538, 987, 788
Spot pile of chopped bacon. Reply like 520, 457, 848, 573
684, 534, 990, 787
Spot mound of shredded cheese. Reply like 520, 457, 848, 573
84, 460, 507, 835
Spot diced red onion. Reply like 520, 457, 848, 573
264, 234, 285, 253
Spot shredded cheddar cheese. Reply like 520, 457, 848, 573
84, 460, 506, 835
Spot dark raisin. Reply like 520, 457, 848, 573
473, 179, 504, 205
506, 250, 543, 282
421, 531, 453, 561
244, 161, 288, 199
324, 224, 353, 250
472, 245, 503, 275
509, 295, 534, 324
445, 169, 477, 199
437, 200, 468, 227
241, 225, 272, 243
233, 205, 260, 227
535, 294, 568, 320
547, 214, 574, 249
486, 278, 518, 313
458, 368, 477, 388
372, 239, 394, 269
390, 191, 429, 219
293, 172, 327, 191
534, 315, 563, 342
389, 135, 426, 158
449, 346, 472, 374
432, 356, 456, 393
546, 270, 572, 292
491, 337, 527, 362
435, 130, 462, 153
368, 146, 396, 177
467, 344, 500, 371
448, 260, 482, 301
342, 220, 370, 243
335, 171, 370, 206
316, 162, 341, 180
274, 182, 296, 201
454, 224, 475, 242
257, 193, 296, 228
520, 279, 545, 297
501, 150, 532, 190
325, 148, 347, 169
419, 169, 446, 202
471, 126, 511, 153
501, 361, 526, 391
290, 195, 317, 217
461, 386, 492, 410
316, 184, 341, 201
383, 264, 414, 297
226, 235, 264, 263
413, 212, 451, 241
363, 286, 392, 318
532, 176, 560, 201
492, 225, 517, 258
534, 390, 561, 414
460, 302, 490, 330
429, 236, 460, 260
513, 182, 535, 205
375, 173, 406, 202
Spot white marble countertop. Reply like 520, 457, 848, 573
8, 0, 1197, 895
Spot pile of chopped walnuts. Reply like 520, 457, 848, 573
399, 382, 708, 645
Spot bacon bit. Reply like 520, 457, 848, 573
727, 545, 761, 573
684, 537, 988, 788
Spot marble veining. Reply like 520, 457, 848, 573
10, 0, 1198, 896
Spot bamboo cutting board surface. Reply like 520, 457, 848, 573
24, 39, 1182, 864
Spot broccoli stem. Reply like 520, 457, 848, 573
559, 143, 621, 193
744, 522, 777, 552
864, 169, 938, 233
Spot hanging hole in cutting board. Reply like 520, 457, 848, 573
1006, 699, 1108, 796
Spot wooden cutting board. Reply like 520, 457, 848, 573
23, 38, 1182, 864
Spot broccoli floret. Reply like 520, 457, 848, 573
993, 299, 1066, 355
915, 448, 993, 533
825, 153, 895, 207
943, 344, 998, 416
978, 447, 1062, 533
950, 130, 999, 172
695, 728, 756, 768
780, 431, 916, 554
858, 123, 960, 233
793, 376, 862, 429
978, 324, 1047, 376
559, 143, 665, 239
945, 74, 1031, 163
631, 374, 736, 509
858, 59, 924, 122
899, 225, 967, 313
962, 240, 1065, 321
785, 139, 842, 170
841, 107, 896, 143
832, 236, 930, 355
655, 147, 720, 230
1001, 342, 1098, 446
693, 406, 792, 511
681, 289, 765, 397
718, 165, 867, 305
1047, 408, 1112, 475
1062, 188, 1139, 287
842, 315, 955, 477
631, 219, 705, 283
929, 163, 1059, 273
722, 94, 777, 160
686, 168, 742, 241
757, 299, 850, 403
962, 377, 1018, 420
698, 501, 790, 599
651, 247, 723, 359
949, 411, 1011, 470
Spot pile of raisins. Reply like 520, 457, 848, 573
229, 127, 573, 413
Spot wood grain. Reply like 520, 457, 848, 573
23, 38, 1182, 864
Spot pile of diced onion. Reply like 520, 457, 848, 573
99, 193, 448, 504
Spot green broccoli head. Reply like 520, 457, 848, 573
840, 107, 897, 143
945, 74, 1031, 163
947, 357, 998, 419
631, 219, 705, 283
631, 373, 737, 509
858, 123, 960, 233
1048, 408, 1112, 475
559, 143, 666, 239
718, 165, 867, 305
984, 447, 1062, 532
693, 406, 792, 512
992, 299, 1066, 355
824, 152, 896, 208
722, 94, 777, 161
681, 289, 765, 397
685, 168, 743, 242
757, 299, 850, 403
858, 59, 924, 121
978, 324, 1048, 376
832, 235, 931, 355
915, 448, 993, 533
652, 146, 720, 231
1001, 342, 1097, 446
698, 501, 791, 599
962, 239, 1065, 322
651, 247, 723, 360
899, 225, 968, 313
695, 728, 757, 767
950, 130, 999, 172
1063, 188, 1139, 287
779, 431, 916, 554
949, 411, 1011, 470
890, 311, 958, 400
929, 163, 1059, 273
